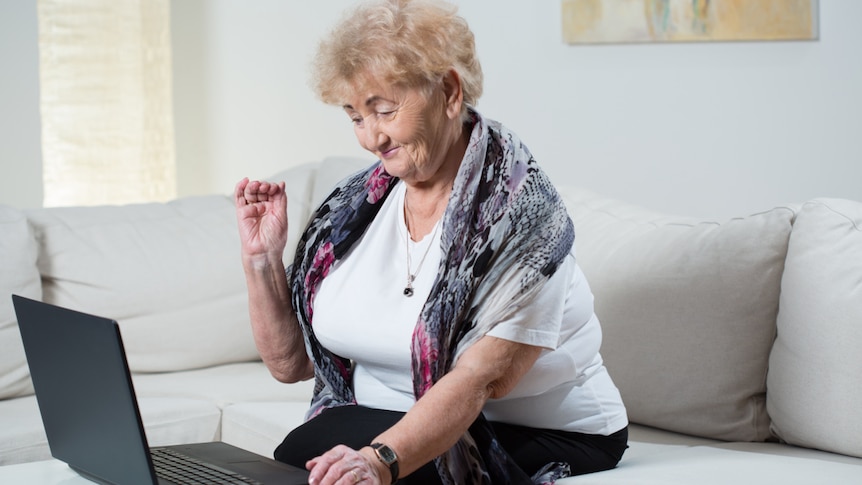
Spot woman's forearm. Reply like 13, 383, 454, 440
243, 253, 313, 383
362, 337, 543, 481
361, 366, 489, 479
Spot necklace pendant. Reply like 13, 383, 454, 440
404, 274, 415, 297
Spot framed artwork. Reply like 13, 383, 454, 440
562, 0, 819, 44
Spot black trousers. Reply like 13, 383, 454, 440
273, 405, 627, 484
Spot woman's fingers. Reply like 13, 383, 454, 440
234, 178, 250, 206
240, 180, 284, 204
307, 445, 378, 485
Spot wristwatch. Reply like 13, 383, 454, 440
370, 442, 399, 484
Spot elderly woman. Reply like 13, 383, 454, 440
234, 1, 627, 484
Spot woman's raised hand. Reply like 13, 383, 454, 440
234, 178, 289, 262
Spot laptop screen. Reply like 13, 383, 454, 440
14, 295, 157, 485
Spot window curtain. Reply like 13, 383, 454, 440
37, 0, 176, 207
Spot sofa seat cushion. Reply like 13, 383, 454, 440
561, 188, 794, 442
221, 402, 311, 458
0, 395, 50, 465
0, 205, 41, 400
768, 198, 862, 458
137, 397, 223, 447
559, 444, 862, 484
716, 441, 862, 466
0, 394, 221, 465
131, 362, 315, 408
24, 195, 259, 372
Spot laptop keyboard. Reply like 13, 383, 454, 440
151, 448, 262, 484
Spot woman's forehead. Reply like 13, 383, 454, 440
341, 76, 410, 109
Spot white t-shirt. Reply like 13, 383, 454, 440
313, 181, 628, 435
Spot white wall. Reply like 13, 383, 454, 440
171, 0, 371, 199
3, 1, 859, 217
171, 0, 862, 219
0, 1, 42, 209
467, 0, 862, 219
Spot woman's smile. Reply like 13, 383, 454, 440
380, 146, 401, 159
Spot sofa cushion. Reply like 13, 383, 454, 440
0, 394, 221, 465
265, 157, 370, 265
767, 198, 862, 458
308, 157, 372, 209
24, 195, 259, 372
137, 397, 223, 447
221, 401, 311, 458
264, 162, 318, 266
131, 362, 315, 408
559, 445, 862, 485
561, 188, 793, 442
0, 205, 41, 400
0, 395, 50, 465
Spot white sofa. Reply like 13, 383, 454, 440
2, 157, 861, 483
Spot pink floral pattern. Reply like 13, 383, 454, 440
365, 164, 392, 204
303, 242, 334, 316
411, 320, 439, 396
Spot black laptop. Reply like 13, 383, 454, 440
12, 294, 309, 485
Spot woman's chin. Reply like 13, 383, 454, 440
380, 159, 412, 180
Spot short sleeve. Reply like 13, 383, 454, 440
486, 254, 574, 350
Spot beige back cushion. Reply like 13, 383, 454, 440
25, 196, 259, 372
308, 157, 374, 208
561, 188, 793, 441
265, 157, 371, 265
264, 161, 318, 266
768, 198, 862, 458
0, 206, 42, 399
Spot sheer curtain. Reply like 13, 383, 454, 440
37, 0, 176, 207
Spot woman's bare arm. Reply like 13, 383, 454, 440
235, 178, 313, 383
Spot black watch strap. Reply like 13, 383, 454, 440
370, 442, 399, 484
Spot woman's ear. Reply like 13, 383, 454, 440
441, 69, 464, 120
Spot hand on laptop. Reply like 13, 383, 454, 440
306, 445, 385, 485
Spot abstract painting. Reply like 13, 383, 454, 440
562, 0, 819, 44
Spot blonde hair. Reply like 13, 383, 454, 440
311, 0, 483, 116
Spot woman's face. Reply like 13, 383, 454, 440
342, 75, 462, 185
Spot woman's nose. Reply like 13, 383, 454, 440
363, 120, 386, 149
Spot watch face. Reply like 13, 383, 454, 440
377, 445, 397, 464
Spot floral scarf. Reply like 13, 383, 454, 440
289, 110, 574, 484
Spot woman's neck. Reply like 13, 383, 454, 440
403, 184, 449, 241
403, 123, 469, 240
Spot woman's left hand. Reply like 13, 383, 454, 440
306, 445, 384, 485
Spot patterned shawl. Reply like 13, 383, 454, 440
289, 110, 574, 484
